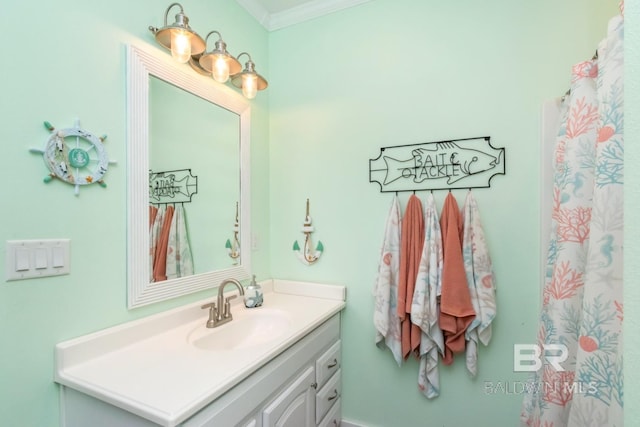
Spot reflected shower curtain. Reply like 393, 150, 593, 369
165, 204, 194, 280
149, 204, 194, 282
521, 12, 623, 427
149, 205, 165, 282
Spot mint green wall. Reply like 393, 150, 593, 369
1, 1, 637, 427
267, 1, 622, 426
0, 1, 269, 426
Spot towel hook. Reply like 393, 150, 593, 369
292, 198, 324, 265
225, 201, 240, 262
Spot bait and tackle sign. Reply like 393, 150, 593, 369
149, 168, 198, 204
369, 136, 505, 192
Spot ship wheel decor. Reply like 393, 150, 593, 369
31, 119, 117, 195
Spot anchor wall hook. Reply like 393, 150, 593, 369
225, 201, 240, 263
293, 198, 324, 265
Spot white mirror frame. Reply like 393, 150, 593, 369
126, 44, 251, 309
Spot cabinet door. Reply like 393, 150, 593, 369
263, 366, 315, 427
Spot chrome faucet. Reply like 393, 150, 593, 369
201, 278, 245, 328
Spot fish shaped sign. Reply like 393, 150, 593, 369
369, 136, 505, 192
149, 168, 198, 204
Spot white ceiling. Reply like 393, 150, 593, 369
235, 0, 372, 31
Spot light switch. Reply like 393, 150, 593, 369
15, 248, 30, 271
5, 239, 70, 281
35, 248, 48, 269
52, 246, 65, 268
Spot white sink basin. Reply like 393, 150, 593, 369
55, 279, 346, 427
187, 308, 292, 351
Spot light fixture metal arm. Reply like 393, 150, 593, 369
204, 30, 223, 44
163, 2, 185, 26
236, 52, 252, 63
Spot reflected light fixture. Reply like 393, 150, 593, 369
197, 31, 242, 83
149, 3, 206, 64
231, 53, 268, 99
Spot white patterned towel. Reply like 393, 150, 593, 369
373, 196, 404, 366
411, 193, 444, 398
462, 191, 496, 377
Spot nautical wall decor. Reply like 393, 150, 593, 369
149, 168, 198, 204
225, 202, 241, 262
31, 119, 116, 196
369, 136, 505, 192
293, 199, 324, 265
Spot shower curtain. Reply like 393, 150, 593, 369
149, 204, 194, 282
520, 11, 623, 427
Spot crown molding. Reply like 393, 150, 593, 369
236, 0, 373, 31
235, 0, 272, 29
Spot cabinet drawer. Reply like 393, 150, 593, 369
315, 369, 341, 424
318, 397, 341, 427
316, 340, 340, 389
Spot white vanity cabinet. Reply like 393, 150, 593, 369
60, 314, 342, 427
261, 340, 342, 427
185, 314, 342, 427
56, 280, 346, 427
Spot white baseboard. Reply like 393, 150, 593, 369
341, 419, 368, 427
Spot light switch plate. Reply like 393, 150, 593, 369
5, 239, 70, 281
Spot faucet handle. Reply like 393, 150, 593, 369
201, 302, 218, 328
223, 295, 237, 318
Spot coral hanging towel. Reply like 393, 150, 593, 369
398, 194, 424, 360
439, 193, 475, 365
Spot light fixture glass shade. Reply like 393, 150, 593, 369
241, 73, 258, 99
212, 54, 231, 82
149, 3, 206, 62
198, 33, 241, 83
230, 53, 268, 99
170, 29, 192, 63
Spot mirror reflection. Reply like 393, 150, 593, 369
127, 44, 251, 309
149, 76, 241, 282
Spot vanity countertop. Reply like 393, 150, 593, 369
54, 279, 346, 427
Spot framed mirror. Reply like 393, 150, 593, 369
126, 44, 251, 309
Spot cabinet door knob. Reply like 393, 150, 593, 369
311, 382, 318, 389
327, 358, 338, 368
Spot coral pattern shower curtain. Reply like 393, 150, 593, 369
149, 204, 194, 282
521, 11, 624, 427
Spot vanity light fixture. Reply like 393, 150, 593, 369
149, 2, 206, 64
231, 53, 268, 100
197, 31, 242, 83
148, 4, 268, 99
